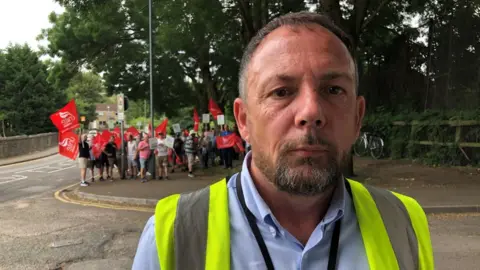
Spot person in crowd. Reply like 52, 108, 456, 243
103, 135, 117, 181
221, 125, 234, 169
198, 134, 209, 169
172, 133, 184, 173
87, 144, 96, 182
184, 130, 197, 177
155, 132, 169, 180
137, 134, 151, 183
77, 134, 90, 187
127, 134, 138, 179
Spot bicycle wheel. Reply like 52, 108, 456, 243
353, 137, 368, 157
369, 136, 384, 159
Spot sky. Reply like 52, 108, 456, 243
0, 0, 64, 51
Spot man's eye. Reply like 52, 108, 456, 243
272, 88, 290, 98
327, 86, 344, 95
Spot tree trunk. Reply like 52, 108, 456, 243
1, 120, 5, 137
424, 19, 434, 111
445, 22, 453, 109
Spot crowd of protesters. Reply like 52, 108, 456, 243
77, 124, 245, 186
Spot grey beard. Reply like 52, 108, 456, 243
253, 135, 345, 196
273, 155, 342, 196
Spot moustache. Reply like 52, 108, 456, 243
280, 134, 335, 153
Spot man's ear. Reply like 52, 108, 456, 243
234, 97, 249, 143
355, 96, 366, 138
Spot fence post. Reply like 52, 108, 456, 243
455, 125, 462, 143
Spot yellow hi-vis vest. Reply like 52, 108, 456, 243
154, 178, 434, 270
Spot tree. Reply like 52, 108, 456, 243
0, 44, 64, 135
40, 0, 193, 117
65, 72, 105, 124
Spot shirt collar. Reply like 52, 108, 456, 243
236, 151, 346, 233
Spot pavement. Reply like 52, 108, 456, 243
57, 157, 480, 214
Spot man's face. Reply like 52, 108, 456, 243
109, 136, 115, 143
234, 24, 365, 196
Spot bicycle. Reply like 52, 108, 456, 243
353, 132, 384, 159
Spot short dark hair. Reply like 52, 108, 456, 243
238, 11, 357, 99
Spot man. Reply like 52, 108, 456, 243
184, 130, 197, 177
220, 125, 234, 169
155, 132, 169, 180
133, 12, 433, 270
137, 134, 151, 183
198, 134, 209, 169
171, 134, 184, 173
103, 135, 117, 180
87, 143, 96, 182
77, 134, 90, 187
127, 135, 138, 179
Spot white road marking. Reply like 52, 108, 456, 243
0, 175, 28, 185
47, 165, 76, 173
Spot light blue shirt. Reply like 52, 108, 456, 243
132, 152, 368, 269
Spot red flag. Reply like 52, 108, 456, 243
111, 127, 121, 148
155, 118, 169, 135
101, 130, 112, 142
216, 133, 244, 152
91, 135, 105, 158
112, 127, 121, 136
193, 108, 200, 132
50, 99, 80, 133
208, 98, 223, 120
176, 154, 183, 165
58, 131, 79, 160
124, 126, 140, 141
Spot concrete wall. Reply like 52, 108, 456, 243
0, 132, 58, 159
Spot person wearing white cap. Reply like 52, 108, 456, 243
184, 130, 197, 177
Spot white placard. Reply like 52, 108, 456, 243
117, 93, 124, 113
202, 114, 210, 123
217, 114, 225, 125
164, 135, 175, 148
117, 112, 124, 121
172, 123, 181, 133
149, 137, 158, 150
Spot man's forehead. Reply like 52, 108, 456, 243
246, 24, 355, 89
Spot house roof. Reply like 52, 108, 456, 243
96, 104, 117, 112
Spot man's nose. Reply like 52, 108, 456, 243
293, 85, 326, 129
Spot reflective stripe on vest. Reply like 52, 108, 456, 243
155, 178, 433, 270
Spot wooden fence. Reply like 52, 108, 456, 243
392, 120, 480, 161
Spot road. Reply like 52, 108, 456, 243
0, 154, 80, 203
0, 155, 151, 270
0, 155, 479, 269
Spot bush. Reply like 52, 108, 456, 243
361, 109, 480, 166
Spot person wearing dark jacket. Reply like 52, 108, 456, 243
103, 135, 117, 180
78, 134, 90, 187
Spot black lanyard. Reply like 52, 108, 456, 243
235, 173, 350, 270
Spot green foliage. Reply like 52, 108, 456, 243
0, 44, 65, 135
65, 72, 106, 124
362, 109, 480, 166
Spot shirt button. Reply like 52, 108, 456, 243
269, 226, 276, 236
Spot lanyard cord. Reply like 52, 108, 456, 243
235, 173, 349, 270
